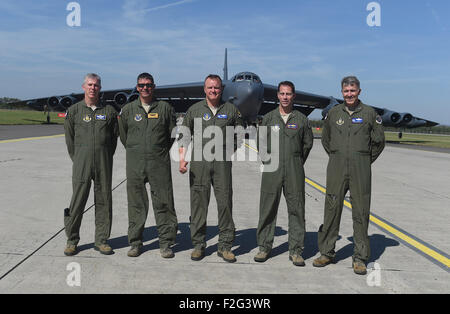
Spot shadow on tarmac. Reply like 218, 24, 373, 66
76, 224, 399, 262
334, 234, 400, 263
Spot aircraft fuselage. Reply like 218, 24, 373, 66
221, 72, 264, 123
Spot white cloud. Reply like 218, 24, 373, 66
122, 0, 200, 22
143, 0, 198, 13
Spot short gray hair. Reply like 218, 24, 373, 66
83, 73, 102, 86
341, 76, 360, 89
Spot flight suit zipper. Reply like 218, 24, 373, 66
346, 112, 351, 176
92, 107, 97, 181
208, 104, 224, 163
282, 114, 291, 181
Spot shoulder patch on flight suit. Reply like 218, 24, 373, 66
134, 114, 143, 121
376, 115, 383, 124
148, 113, 159, 119
83, 115, 92, 122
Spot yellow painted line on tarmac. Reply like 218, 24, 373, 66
248, 143, 450, 269
0, 134, 64, 144
244, 143, 259, 153
307, 177, 450, 268
369, 215, 450, 268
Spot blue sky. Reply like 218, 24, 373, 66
1, 0, 449, 124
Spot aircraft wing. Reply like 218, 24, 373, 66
6, 82, 206, 113
153, 82, 205, 113
6, 81, 439, 128
260, 84, 439, 128
370, 105, 439, 128
12, 92, 121, 112
5, 98, 49, 111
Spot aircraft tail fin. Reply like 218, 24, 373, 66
223, 48, 228, 81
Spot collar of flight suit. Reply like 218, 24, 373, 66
137, 98, 159, 111
341, 100, 364, 115
276, 107, 300, 125
202, 99, 225, 114
82, 99, 104, 109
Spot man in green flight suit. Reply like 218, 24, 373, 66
313, 76, 385, 275
118, 72, 178, 258
64, 73, 119, 256
178, 74, 244, 263
254, 81, 314, 266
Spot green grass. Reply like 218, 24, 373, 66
384, 132, 450, 149
313, 128, 450, 149
0, 109, 65, 125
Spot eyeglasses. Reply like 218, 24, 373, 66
137, 83, 154, 89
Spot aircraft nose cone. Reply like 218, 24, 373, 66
235, 82, 263, 119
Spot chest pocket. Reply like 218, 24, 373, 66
129, 112, 145, 128
285, 122, 301, 138
214, 113, 232, 128
94, 113, 108, 130
74, 113, 92, 144
351, 114, 370, 135
330, 116, 346, 134
147, 112, 163, 131
351, 114, 372, 153
285, 121, 303, 155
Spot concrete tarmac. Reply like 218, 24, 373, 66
0, 126, 449, 294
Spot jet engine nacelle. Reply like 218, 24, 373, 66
60, 96, 77, 108
128, 93, 139, 103
404, 117, 426, 128
380, 109, 401, 125
396, 112, 413, 126
47, 96, 62, 107
114, 92, 139, 107
114, 92, 128, 106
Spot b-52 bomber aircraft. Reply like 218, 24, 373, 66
14, 49, 438, 129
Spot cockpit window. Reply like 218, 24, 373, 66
233, 73, 261, 82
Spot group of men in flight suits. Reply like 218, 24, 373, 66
63, 72, 385, 276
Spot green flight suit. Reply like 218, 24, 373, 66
118, 99, 178, 248
318, 101, 385, 263
64, 100, 118, 247
256, 109, 314, 255
180, 100, 244, 251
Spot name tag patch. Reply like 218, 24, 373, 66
287, 123, 298, 129
148, 113, 159, 119
95, 114, 106, 120
217, 114, 228, 119
352, 118, 363, 124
